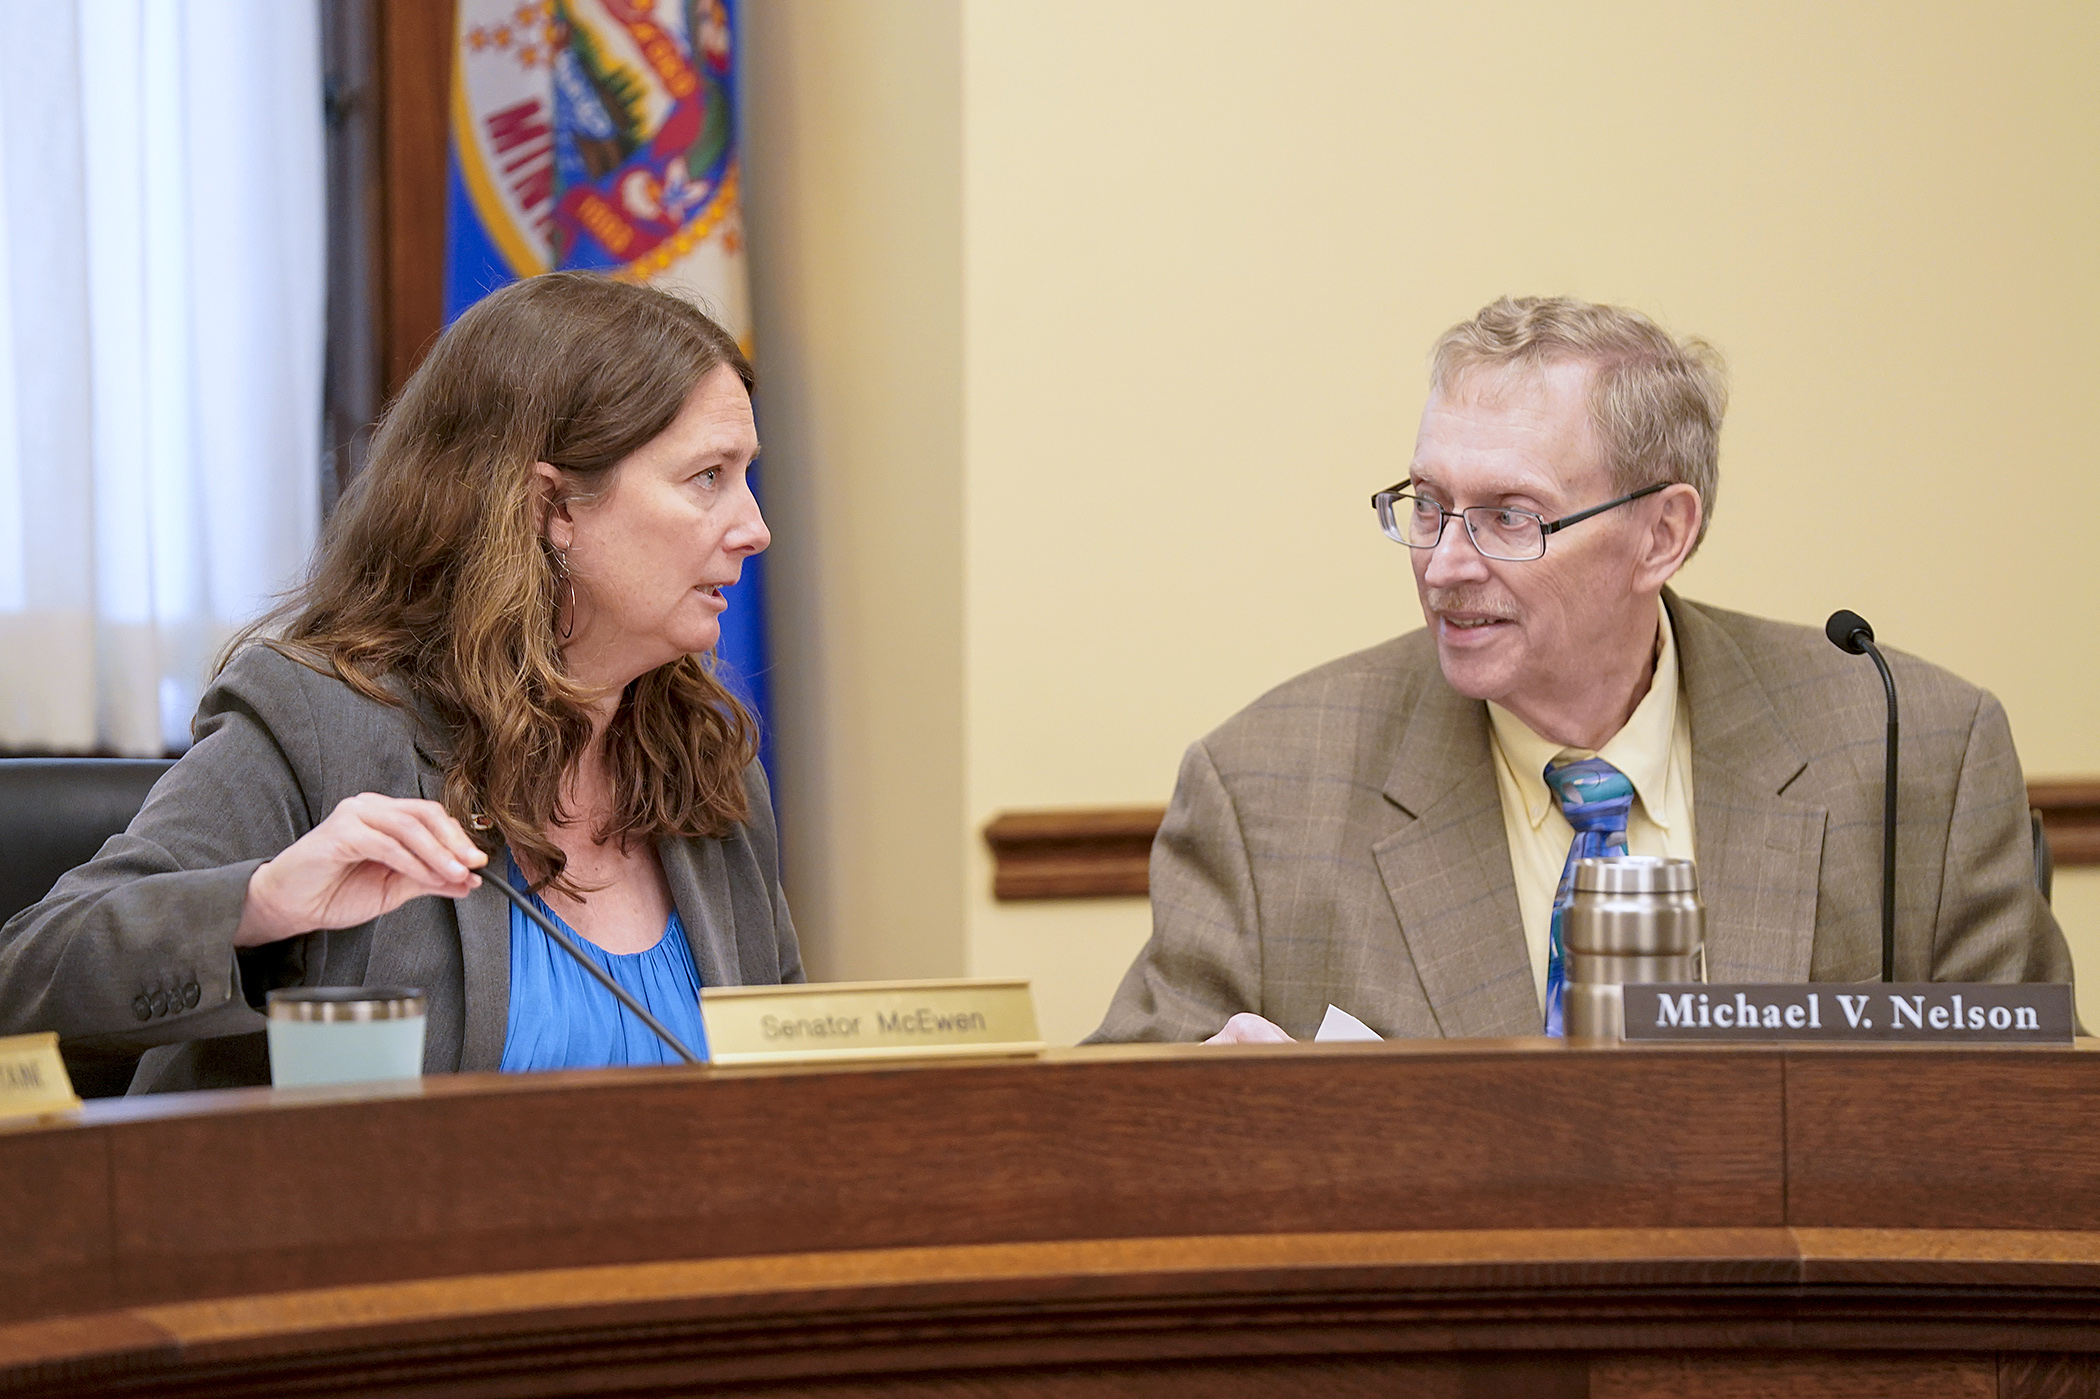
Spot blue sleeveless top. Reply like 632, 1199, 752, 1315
497, 855, 711, 1072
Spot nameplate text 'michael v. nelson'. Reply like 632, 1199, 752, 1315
1621, 983, 2075, 1045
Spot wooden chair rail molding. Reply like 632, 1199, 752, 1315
2036, 779, 2100, 865
982, 806, 1166, 899
987, 780, 2100, 900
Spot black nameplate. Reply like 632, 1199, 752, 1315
1620, 983, 2074, 1045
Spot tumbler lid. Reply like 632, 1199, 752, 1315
266, 987, 426, 1022
1572, 855, 1697, 893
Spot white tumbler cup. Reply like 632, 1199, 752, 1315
265, 987, 426, 1088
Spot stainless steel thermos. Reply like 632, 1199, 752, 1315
1562, 856, 1704, 1040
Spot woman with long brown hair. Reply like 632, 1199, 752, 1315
0, 273, 800, 1091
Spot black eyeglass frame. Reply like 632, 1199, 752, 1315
1370, 478, 1669, 560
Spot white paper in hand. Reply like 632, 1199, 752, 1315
1315, 1004, 1383, 1042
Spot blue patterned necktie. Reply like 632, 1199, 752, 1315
1542, 756, 1634, 1036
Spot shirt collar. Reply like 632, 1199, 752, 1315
1487, 596, 1682, 830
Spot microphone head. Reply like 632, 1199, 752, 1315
1825, 609, 1874, 654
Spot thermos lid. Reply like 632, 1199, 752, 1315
1573, 855, 1697, 893
266, 987, 426, 1022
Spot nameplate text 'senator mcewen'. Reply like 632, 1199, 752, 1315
0, 1032, 82, 1124
701, 978, 1043, 1065
1621, 983, 2075, 1045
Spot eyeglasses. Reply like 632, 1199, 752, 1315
1370, 478, 1667, 562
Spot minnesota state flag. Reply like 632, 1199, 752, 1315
446, 0, 769, 754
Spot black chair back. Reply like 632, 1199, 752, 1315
0, 758, 174, 923
0, 757, 176, 1096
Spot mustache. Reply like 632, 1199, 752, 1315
1423, 586, 1518, 621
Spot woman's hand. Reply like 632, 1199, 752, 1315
234, 794, 488, 947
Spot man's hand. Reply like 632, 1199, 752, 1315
1204, 1012, 1296, 1044
235, 794, 487, 947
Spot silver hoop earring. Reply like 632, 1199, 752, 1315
555, 548, 575, 642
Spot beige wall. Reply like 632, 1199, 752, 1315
751, 1, 2100, 1042
743, 2, 966, 983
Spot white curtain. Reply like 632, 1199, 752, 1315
0, 1, 324, 754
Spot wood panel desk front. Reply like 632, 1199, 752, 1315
3, 1040, 2098, 1397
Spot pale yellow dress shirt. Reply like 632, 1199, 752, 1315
1486, 597, 1697, 1006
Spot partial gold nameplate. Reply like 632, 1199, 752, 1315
0, 1032, 81, 1123
702, 978, 1043, 1065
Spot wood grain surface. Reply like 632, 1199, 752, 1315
2000, 1353, 2100, 1399
63, 1044, 1782, 1312
1594, 1352, 1997, 1398
8, 1043, 2100, 1396
0, 1126, 110, 1321
6, 1227, 2100, 1397
1786, 1051, 2100, 1230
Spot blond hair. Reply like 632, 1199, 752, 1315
1431, 296, 1728, 550
231, 273, 758, 895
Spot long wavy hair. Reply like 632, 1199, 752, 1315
233, 272, 759, 894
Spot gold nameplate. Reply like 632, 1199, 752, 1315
0, 1032, 82, 1123
701, 978, 1043, 1066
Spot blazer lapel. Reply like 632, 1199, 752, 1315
1372, 680, 1536, 1037
412, 760, 511, 1071
661, 836, 740, 987
451, 879, 511, 1071
1671, 594, 1824, 984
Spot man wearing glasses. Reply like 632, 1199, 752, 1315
1092, 296, 2069, 1044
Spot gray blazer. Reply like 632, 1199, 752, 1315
0, 645, 802, 1091
1093, 592, 2072, 1042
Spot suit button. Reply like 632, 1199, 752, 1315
149, 991, 168, 1017
133, 996, 152, 1022
182, 982, 200, 1008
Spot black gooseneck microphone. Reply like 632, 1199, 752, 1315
1825, 609, 1899, 983
471, 866, 705, 1065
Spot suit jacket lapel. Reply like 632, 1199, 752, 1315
1372, 680, 1536, 1037
451, 878, 511, 1071
661, 836, 740, 987
409, 759, 511, 1071
1671, 593, 1825, 984
395, 702, 509, 1072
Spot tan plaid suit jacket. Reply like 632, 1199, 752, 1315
1091, 591, 2072, 1042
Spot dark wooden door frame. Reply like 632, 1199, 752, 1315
378, 0, 454, 402
321, 0, 452, 515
